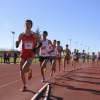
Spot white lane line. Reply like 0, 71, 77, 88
0, 72, 20, 77
0, 72, 41, 88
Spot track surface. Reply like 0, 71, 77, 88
50, 63, 100, 100
0, 62, 97, 100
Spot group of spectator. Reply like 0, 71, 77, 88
3, 52, 18, 64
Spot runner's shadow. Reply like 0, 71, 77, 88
64, 75, 100, 80
66, 77, 100, 85
66, 85, 100, 95
49, 95, 63, 100
24, 89, 36, 94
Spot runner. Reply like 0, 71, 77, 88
91, 52, 96, 66
16, 20, 42, 91
81, 50, 87, 67
49, 40, 57, 76
97, 52, 100, 66
39, 31, 54, 82
63, 44, 71, 71
71, 49, 77, 69
56, 41, 63, 72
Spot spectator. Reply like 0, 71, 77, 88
4, 52, 7, 63
7, 52, 11, 64
14, 52, 17, 64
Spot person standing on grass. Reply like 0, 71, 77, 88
7, 52, 11, 64
16, 20, 42, 91
14, 52, 17, 64
4, 52, 7, 63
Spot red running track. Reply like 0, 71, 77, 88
0, 62, 91, 100
50, 62, 100, 100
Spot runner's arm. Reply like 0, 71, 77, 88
48, 40, 54, 53
33, 33, 42, 52
16, 33, 23, 48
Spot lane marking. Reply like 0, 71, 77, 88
0, 72, 41, 88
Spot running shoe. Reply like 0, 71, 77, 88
20, 85, 27, 92
50, 73, 53, 76
41, 78, 45, 82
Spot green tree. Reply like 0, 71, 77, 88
35, 27, 41, 57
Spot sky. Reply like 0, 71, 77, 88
0, 0, 100, 54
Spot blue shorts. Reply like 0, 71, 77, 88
82, 56, 85, 60
49, 56, 56, 62
92, 58, 95, 61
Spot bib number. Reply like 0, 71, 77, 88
25, 42, 32, 49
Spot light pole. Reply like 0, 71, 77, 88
85, 46, 86, 52
69, 39, 72, 51
76, 42, 78, 50
81, 44, 82, 52
11, 31, 15, 51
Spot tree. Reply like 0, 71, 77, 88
35, 27, 41, 57
35, 27, 41, 39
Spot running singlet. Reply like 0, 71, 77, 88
20, 32, 35, 58
72, 52, 77, 59
81, 53, 86, 58
57, 46, 62, 57
50, 46, 57, 57
39, 39, 49, 57
98, 54, 100, 59
92, 55, 95, 60
64, 49, 70, 58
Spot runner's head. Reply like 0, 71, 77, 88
42, 31, 48, 39
25, 20, 33, 30
92, 52, 95, 55
53, 40, 56, 46
74, 49, 76, 52
66, 44, 69, 49
57, 41, 60, 46
83, 50, 85, 53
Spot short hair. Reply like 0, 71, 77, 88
54, 40, 56, 42
66, 44, 69, 46
25, 20, 33, 27
43, 31, 48, 35
57, 41, 60, 43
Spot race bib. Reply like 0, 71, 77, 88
52, 52, 56, 56
41, 53, 46, 55
24, 42, 32, 49
41, 46, 46, 50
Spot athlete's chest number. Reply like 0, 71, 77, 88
25, 42, 32, 49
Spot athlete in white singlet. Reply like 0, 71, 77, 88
39, 31, 54, 82
71, 49, 77, 69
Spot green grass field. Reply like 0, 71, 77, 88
0, 57, 94, 63
0, 57, 39, 63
